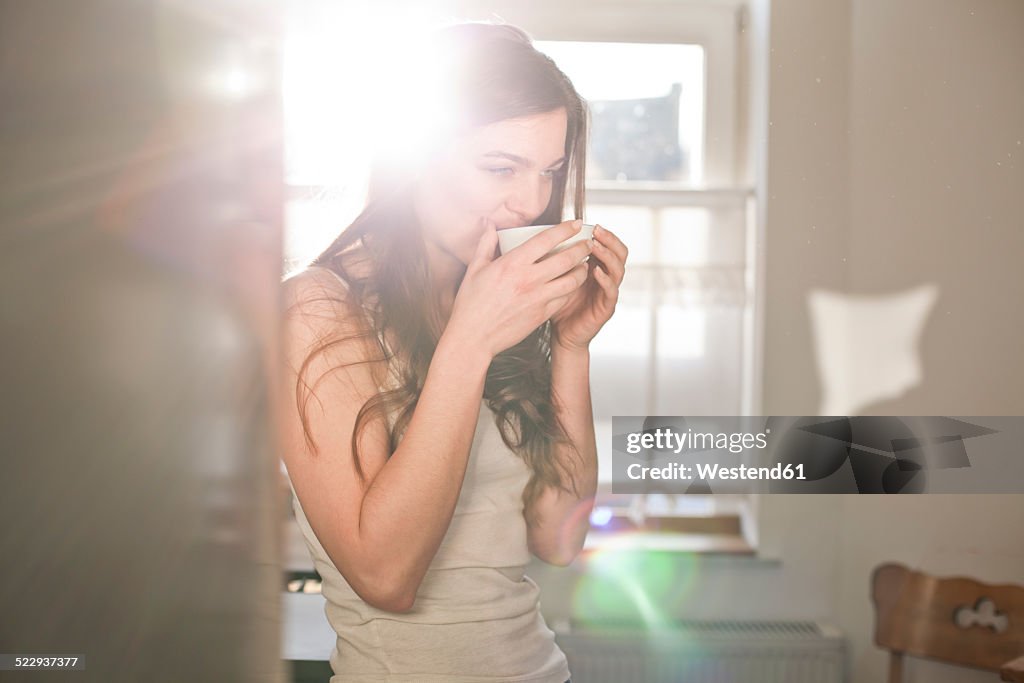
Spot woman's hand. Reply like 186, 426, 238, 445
446, 219, 593, 360
550, 224, 627, 352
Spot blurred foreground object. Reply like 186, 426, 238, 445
0, 1, 286, 681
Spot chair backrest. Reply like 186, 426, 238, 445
870, 562, 1024, 679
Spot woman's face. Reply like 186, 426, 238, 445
412, 107, 569, 269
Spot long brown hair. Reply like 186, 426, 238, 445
291, 21, 590, 526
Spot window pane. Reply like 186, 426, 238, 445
535, 41, 705, 184
591, 306, 651, 424
283, 195, 361, 273
591, 301, 651, 485
584, 201, 751, 423
661, 205, 747, 267
659, 207, 709, 267
656, 306, 744, 415
656, 305, 706, 360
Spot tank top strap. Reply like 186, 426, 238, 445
305, 264, 357, 300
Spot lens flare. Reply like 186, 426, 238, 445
572, 538, 703, 636
590, 506, 614, 527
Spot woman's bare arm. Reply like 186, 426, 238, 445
279, 269, 491, 612
524, 341, 598, 566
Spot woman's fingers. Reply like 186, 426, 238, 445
545, 291, 574, 318
590, 237, 625, 285
546, 260, 589, 298
469, 225, 498, 273
594, 225, 628, 266
536, 239, 592, 283
592, 262, 618, 304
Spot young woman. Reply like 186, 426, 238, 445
279, 21, 627, 682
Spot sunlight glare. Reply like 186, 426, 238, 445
283, 3, 455, 186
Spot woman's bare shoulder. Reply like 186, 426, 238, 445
280, 266, 386, 382
281, 266, 384, 356
282, 266, 351, 319
282, 247, 376, 309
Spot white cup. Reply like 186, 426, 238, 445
496, 222, 596, 261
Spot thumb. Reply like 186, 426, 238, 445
470, 225, 498, 271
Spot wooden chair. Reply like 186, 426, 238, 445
870, 562, 1024, 682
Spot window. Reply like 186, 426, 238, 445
488, 2, 758, 550
282, 0, 759, 552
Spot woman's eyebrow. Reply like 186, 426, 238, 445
482, 151, 567, 168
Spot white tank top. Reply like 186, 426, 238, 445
285, 266, 571, 683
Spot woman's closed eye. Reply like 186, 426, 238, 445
485, 166, 566, 179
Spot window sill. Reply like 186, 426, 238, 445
582, 530, 756, 556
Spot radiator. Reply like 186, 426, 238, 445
552, 620, 845, 683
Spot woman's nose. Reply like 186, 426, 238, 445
505, 176, 550, 224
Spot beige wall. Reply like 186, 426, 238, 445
762, 1, 1024, 682
761, 0, 853, 416
763, 0, 1024, 415
431, 3, 1023, 682
846, 0, 1024, 414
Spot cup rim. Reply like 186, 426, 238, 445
498, 222, 594, 233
